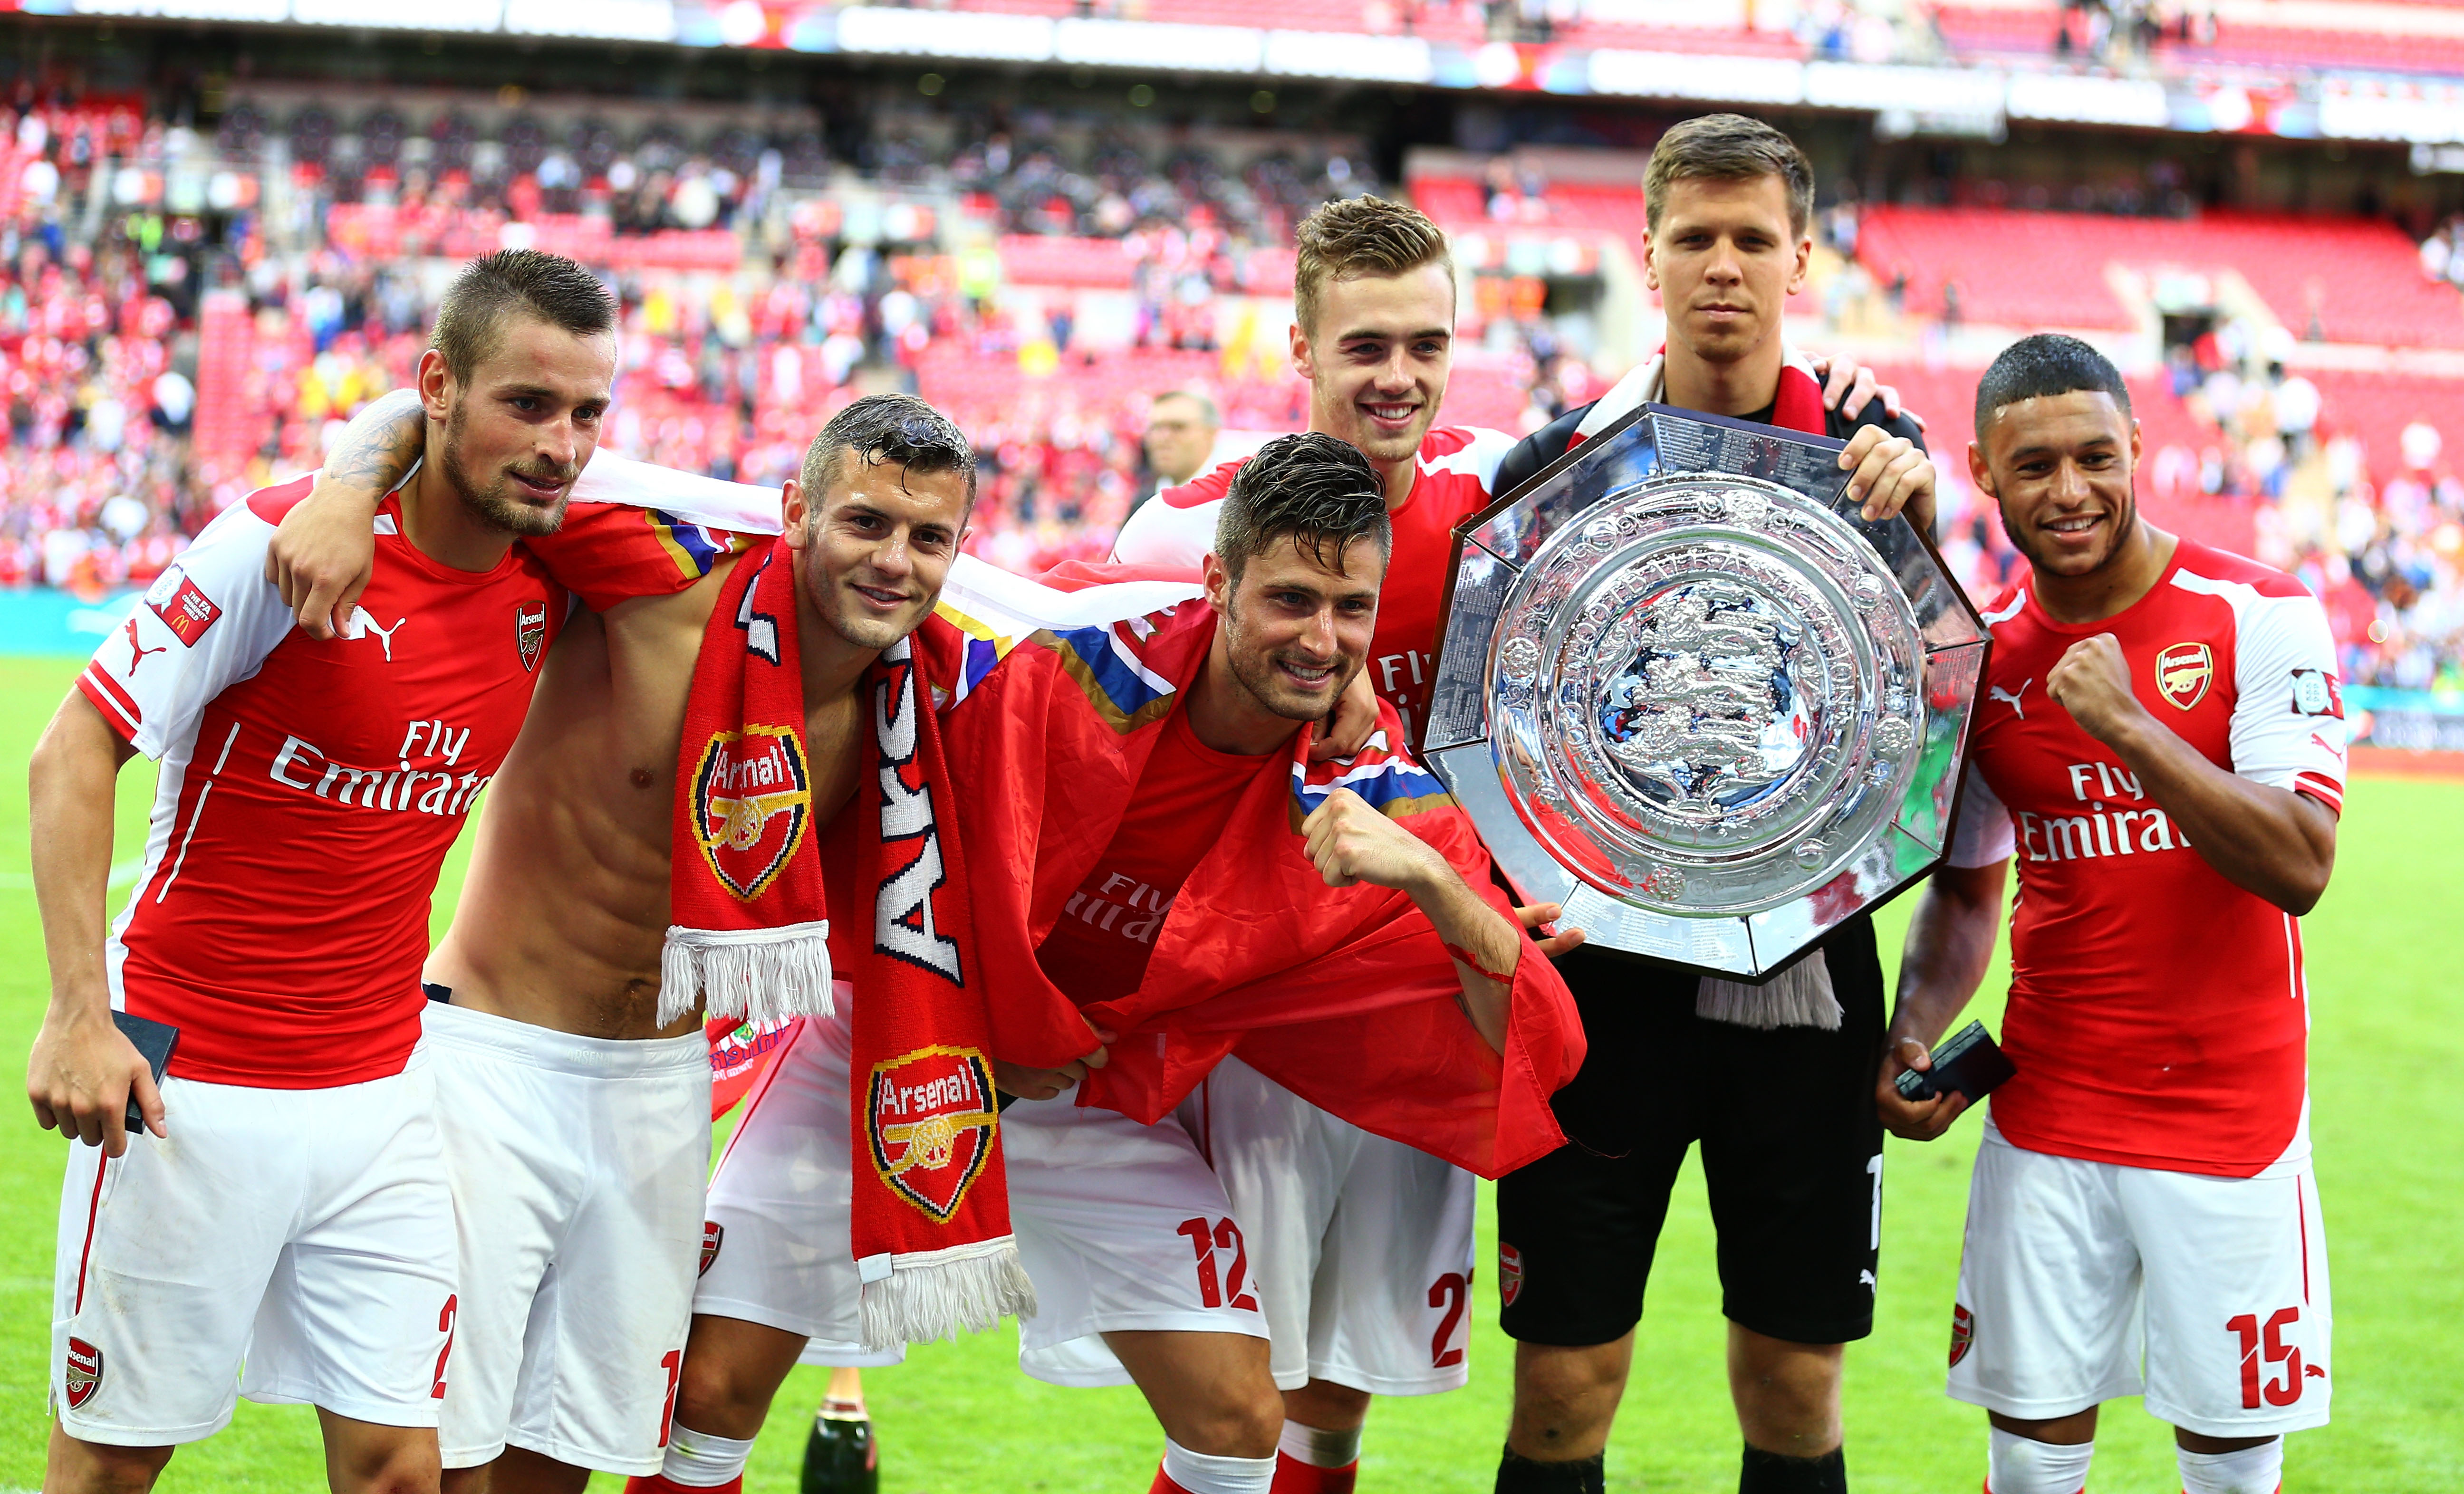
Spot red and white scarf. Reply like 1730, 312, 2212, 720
665, 536, 1030, 1346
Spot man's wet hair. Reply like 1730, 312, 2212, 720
1215, 432, 1392, 582
800, 393, 978, 515
429, 249, 616, 386
1974, 333, 2134, 441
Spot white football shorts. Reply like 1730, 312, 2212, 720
1948, 1120, 2332, 1437
423, 1000, 712, 1475
1193, 1058, 1476, 1395
51, 1049, 457, 1445
696, 984, 907, 1369
1011, 1059, 1473, 1394
1006, 1086, 1270, 1384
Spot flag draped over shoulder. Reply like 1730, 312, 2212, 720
529, 453, 1585, 1178
924, 569, 1587, 1180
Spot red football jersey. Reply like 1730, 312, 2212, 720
80, 478, 563, 1088
1109, 426, 1518, 746
1034, 704, 1271, 1005
1947, 540, 2347, 1177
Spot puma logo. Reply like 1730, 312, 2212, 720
347, 608, 409, 662
122, 617, 166, 676
1859, 1269, 1877, 1290
1989, 680, 2031, 718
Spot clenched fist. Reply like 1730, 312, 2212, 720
1300, 787, 1448, 893
2046, 632, 2144, 745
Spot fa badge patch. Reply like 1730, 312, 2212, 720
2155, 642, 2214, 711
64, 1335, 103, 1409
1949, 1302, 1975, 1368
690, 726, 812, 901
145, 567, 221, 647
516, 599, 548, 672
866, 1046, 997, 1222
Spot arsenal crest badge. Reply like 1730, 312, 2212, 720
64, 1334, 103, 1409
690, 727, 812, 901
1949, 1302, 1975, 1368
1498, 1243, 1525, 1307
516, 599, 548, 673
2155, 642, 2214, 711
866, 1046, 997, 1223
699, 1220, 724, 1278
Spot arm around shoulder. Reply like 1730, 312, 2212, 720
266, 388, 425, 638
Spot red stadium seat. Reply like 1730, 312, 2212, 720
1857, 207, 2464, 349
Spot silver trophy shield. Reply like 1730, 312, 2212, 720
1425, 404, 1990, 979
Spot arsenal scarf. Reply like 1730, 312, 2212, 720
1573, 343, 1847, 1031
667, 537, 1031, 1347
926, 587, 1585, 1179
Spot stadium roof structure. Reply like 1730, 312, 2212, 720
28, 0, 2464, 150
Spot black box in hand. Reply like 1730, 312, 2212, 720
1892, 1020, 2015, 1105
110, 1009, 179, 1134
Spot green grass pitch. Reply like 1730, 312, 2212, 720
0, 652, 2457, 1492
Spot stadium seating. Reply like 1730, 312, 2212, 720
1934, 0, 2464, 74
1856, 207, 2464, 349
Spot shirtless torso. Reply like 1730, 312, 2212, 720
424, 585, 864, 1039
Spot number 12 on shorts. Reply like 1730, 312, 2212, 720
2228, 1307, 2308, 1408
1177, 1216, 1260, 1312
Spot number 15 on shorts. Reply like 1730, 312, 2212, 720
2230, 1307, 2320, 1409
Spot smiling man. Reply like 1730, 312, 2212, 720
1881, 335, 2343, 1494
27, 249, 606, 1494
1486, 114, 1937, 1494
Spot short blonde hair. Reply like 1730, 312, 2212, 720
1293, 196, 1453, 336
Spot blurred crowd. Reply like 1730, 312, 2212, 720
2156, 305, 2463, 695
0, 81, 2456, 704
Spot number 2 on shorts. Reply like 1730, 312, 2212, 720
1176, 1216, 1260, 1311
2227, 1307, 2305, 1408
1428, 1271, 1469, 1369
431, 1294, 458, 1400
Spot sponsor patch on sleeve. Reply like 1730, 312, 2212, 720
2289, 668, 2344, 718
145, 567, 221, 647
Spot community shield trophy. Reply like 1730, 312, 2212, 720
1424, 405, 1990, 980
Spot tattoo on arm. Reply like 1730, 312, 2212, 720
326, 390, 426, 494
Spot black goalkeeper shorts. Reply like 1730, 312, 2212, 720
1496, 916, 1887, 1349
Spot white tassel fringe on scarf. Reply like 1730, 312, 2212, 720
857, 1236, 1040, 1350
659, 919, 835, 1027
